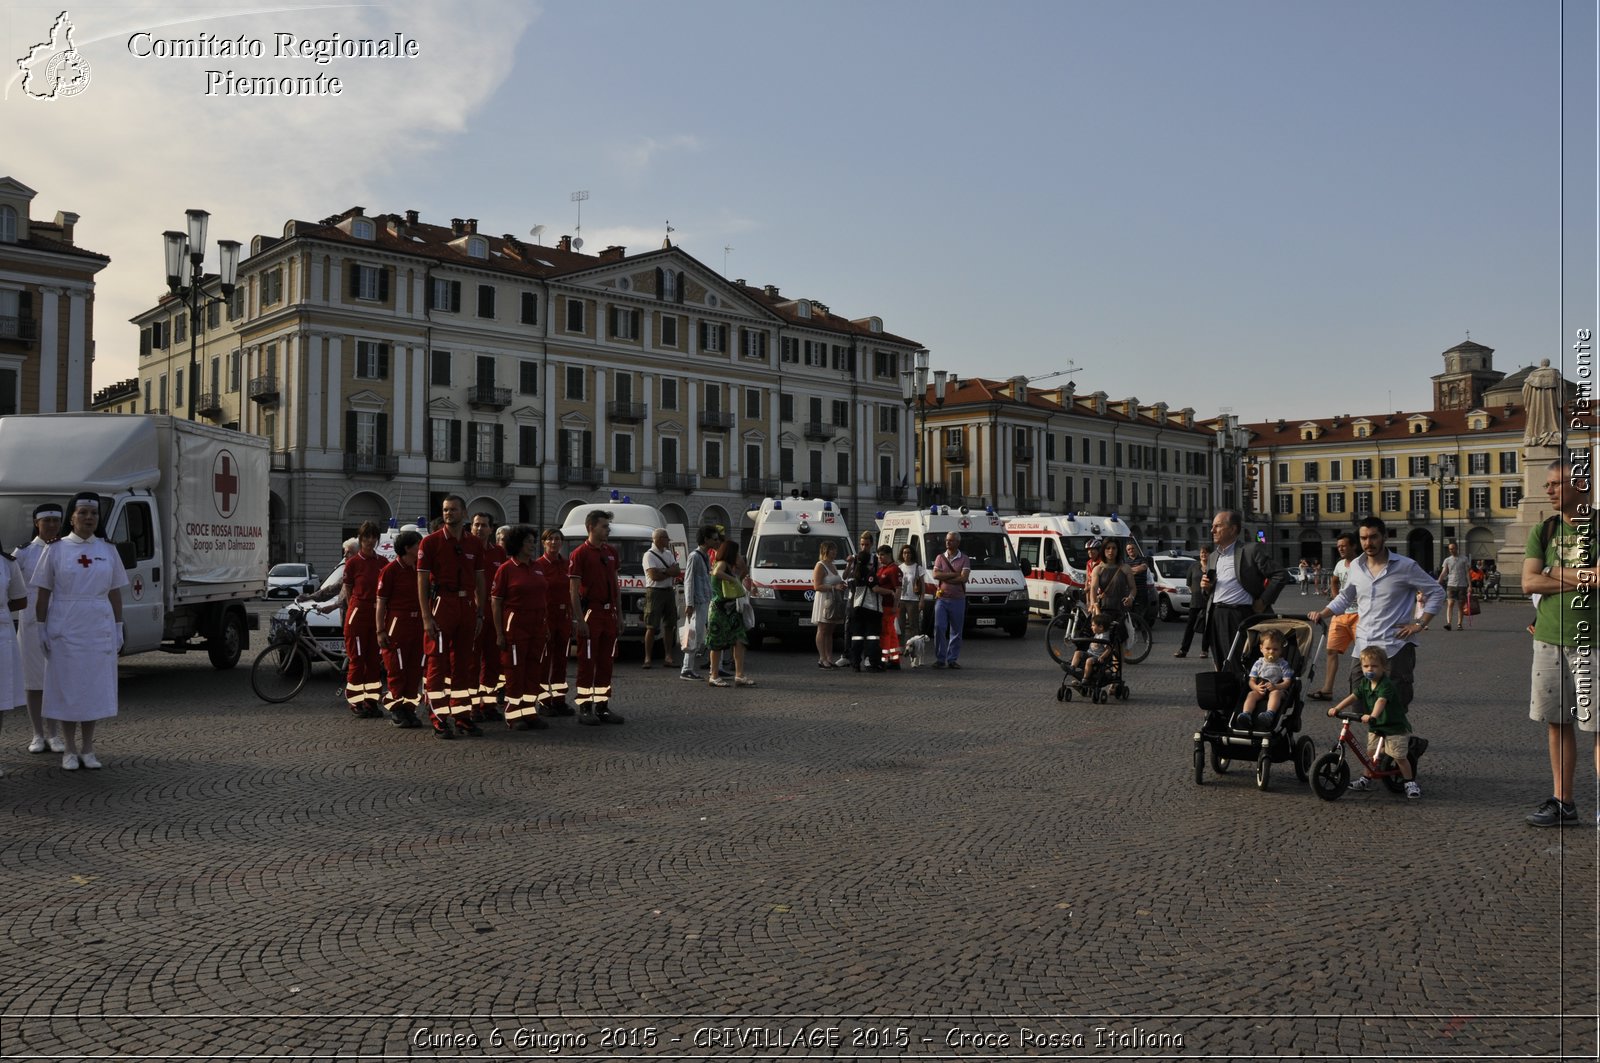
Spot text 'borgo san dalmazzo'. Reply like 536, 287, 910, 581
126, 30, 420, 96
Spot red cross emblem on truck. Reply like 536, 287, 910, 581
959, 518, 971, 529
213, 449, 239, 519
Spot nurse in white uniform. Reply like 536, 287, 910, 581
15, 503, 65, 754
35, 492, 128, 771
0, 540, 26, 775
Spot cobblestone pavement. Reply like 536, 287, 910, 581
1, 600, 1594, 1059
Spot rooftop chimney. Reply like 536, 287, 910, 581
53, 210, 78, 246
557, 235, 572, 252
405, 209, 419, 225
450, 218, 465, 236
465, 218, 478, 235
598, 245, 625, 263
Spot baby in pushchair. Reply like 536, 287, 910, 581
1058, 611, 1129, 704
1235, 629, 1294, 732
1193, 615, 1321, 789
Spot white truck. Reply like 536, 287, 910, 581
1003, 512, 1134, 618
741, 496, 854, 644
877, 506, 1030, 637
0, 413, 269, 668
559, 501, 686, 640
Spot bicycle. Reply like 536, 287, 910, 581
250, 605, 348, 703
1045, 595, 1152, 667
1310, 709, 1413, 801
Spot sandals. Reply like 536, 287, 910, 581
709, 677, 731, 688
734, 676, 756, 687
1308, 690, 1332, 701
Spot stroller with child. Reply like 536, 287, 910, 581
1191, 614, 1321, 790
1048, 589, 1130, 704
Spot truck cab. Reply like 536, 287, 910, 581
560, 501, 686, 640
741, 496, 853, 644
1004, 512, 1133, 618
878, 506, 1029, 638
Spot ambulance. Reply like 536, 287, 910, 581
877, 506, 1029, 638
1003, 512, 1133, 619
560, 499, 687, 639
741, 496, 854, 643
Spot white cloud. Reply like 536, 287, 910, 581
610, 133, 700, 173
1, 1, 537, 383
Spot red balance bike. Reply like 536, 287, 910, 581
1310, 709, 1410, 801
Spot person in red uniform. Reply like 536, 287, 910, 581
375, 529, 425, 728
875, 545, 904, 669
568, 510, 624, 725
416, 495, 487, 738
470, 512, 508, 721
533, 529, 574, 717
317, 521, 385, 716
492, 525, 549, 731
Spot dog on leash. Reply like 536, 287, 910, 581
902, 634, 932, 668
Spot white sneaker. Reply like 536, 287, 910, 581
1404, 781, 1422, 799
1348, 776, 1372, 791
79, 752, 102, 770
48, 736, 65, 754
61, 753, 80, 771
27, 735, 47, 754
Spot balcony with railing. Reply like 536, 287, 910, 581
699, 410, 735, 431
559, 465, 605, 487
607, 400, 647, 423
803, 421, 834, 442
467, 384, 512, 410
1467, 507, 1493, 522
944, 444, 968, 464
1298, 511, 1320, 525
195, 391, 223, 418
465, 459, 514, 485
1013, 444, 1035, 462
248, 375, 279, 404
1407, 508, 1431, 524
0, 316, 38, 343
875, 483, 909, 504
741, 476, 780, 496
343, 452, 398, 478
1014, 495, 1038, 512
657, 471, 699, 492
799, 481, 838, 499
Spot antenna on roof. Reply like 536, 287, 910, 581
528, 225, 545, 245
570, 190, 588, 249
723, 246, 734, 275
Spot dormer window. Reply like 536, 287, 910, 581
0, 205, 16, 244
1407, 414, 1432, 434
351, 218, 374, 241
1299, 421, 1321, 442
797, 299, 811, 318
467, 237, 487, 259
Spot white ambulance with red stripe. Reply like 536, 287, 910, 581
741, 496, 854, 644
1003, 512, 1133, 618
877, 506, 1029, 638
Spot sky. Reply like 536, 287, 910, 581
2, 0, 1594, 424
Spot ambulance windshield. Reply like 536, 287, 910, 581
922, 532, 1015, 569
751, 533, 853, 569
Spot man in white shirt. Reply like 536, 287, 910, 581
641, 528, 680, 669
1436, 540, 1471, 631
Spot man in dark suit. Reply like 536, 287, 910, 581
1201, 509, 1290, 668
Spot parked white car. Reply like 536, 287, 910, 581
1148, 552, 1197, 622
263, 563, 319, 600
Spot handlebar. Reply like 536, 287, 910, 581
1334, 710, 1365, 722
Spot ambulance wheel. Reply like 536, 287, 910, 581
1255, 750, 1272, 791
1311, 752, 1349, 801
1193, 744, 1205, 785
1293, 736, 1316, 782
1211, 748, 1231, 774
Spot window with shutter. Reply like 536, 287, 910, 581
477, 284, 495, 319
520, 291, 539, 325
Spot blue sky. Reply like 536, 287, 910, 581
3, 0, 1592, 422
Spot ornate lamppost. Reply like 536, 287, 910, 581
1428, 456, 1458, 570
900, 349, 946, 508
163, 209, 240, 421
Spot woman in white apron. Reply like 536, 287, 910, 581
35, 492, 128, 771
15, 503, 65, 754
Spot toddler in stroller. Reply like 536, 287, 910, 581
1056, 612, 1129, 703
1192, 615, 1320, 790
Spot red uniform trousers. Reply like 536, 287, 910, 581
575, 604, 619, 710
502, 620, 548, 724
880, 607, 901, 665
475, 625, 504, 716
381, 611, 425, 715
424, 594, 479, 721
541, 615, 572, 711
343, 599, 384, 711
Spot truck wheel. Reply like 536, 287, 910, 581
208, 611, 246, 670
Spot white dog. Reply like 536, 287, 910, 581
902, 634, 933, 668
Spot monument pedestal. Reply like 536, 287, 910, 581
1495, 444, 1560, 596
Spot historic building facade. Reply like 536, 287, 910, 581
0, 176, 110, 415
131, 206, 921, 564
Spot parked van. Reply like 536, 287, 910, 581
877, 506, 1029, 637
0, 413, 268, 668
1003, 512, 1134, 619
560, 500, 687, 640
742, 496, 853, 644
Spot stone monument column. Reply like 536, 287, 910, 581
1495, 362, 1566, 594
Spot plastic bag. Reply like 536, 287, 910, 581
679, 611, 698, 651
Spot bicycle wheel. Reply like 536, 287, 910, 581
1044, 612, 1075, 666
250, 641, 311, 703
1121, 615, 1152, 664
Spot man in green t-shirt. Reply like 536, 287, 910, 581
1524, 457, 1600, 828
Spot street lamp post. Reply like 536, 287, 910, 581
1214, 414, 1252, 517
900, 349, 946, 508
163, 209, 240, 420
1429, 457, 1458, 570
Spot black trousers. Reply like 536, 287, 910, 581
1178, 591, 1208, 653
847, 605, 882, 667
1207, 602, 1254, 670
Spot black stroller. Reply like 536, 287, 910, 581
1048, 590, 1130, 704
1191, 614, 1321, 790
